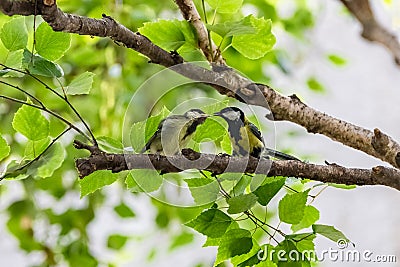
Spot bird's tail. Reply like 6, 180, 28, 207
263, 148, 300, 161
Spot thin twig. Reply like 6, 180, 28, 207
246, 213, 279, 244
0, 64, 97, 145
309, 185, 328, 204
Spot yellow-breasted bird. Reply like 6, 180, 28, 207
141, 109, 208, 155
214, 107, 299, 160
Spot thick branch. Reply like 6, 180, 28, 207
74, 147, 400, 191
339, 0, 400, 65
261, 91, 400, 168
1, 0, 400, 169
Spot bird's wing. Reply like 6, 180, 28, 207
264, 148, 300, 161
248, 122, 265, 145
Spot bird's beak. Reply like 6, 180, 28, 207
213, 111, 222, 116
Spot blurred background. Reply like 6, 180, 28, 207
0, 0, 399, 266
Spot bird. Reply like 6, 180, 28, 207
140, 109, 208, 155
214, 107, 300, 160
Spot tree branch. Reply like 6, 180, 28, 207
338, 0, 400, 65
1, 0, 400, 170
174, 0, 223, 63
73, 146, 400, 191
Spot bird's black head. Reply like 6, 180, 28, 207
214, 107, 245, 123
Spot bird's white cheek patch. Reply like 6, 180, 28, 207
224, 110, 241, 121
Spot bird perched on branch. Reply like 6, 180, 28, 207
141, 109, 208, 155
214, 107, 300, 160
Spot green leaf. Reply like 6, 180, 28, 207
231, 175, 251, 196
218, 172, 242, 181
207, 16, 256, 38
273, 239, 302, 267
254, 261, 277, 267
12, 100, 49, 141
28, 142, 65, 178
202, 221, 239, 247
307, 77, 325, 93
35, 22, 71, 61
278, 190, 309, 224
7, 215, 42, 252
253, 177, 285, 206
206, 0, 243, 13
220, 133, 232, 154
185, 209, 233, 238
80, 170, 121, 197
107, 234, 128, 250
286, 233, 316, 256
249, 174, 269, 192
169, 231, 194, 251
1, 160, 30, 180
114, 202, 136, 218
97, 136, 124, 153
232, 16, 276, 59
327, 54, 347, 66
291, 206, 320, 232
24, 137, 50, 160
144, 107, 171, 140
64, 71, 95, 95
3, 142, 64, 179
130, 106, 170, 152
215, 229, 253, 265
4, 49, 24, 70
231, 239, 261, 266
130, 120, 146, 152
192, 118, 226, 142
185, 178, 219, 205
138, 20, 197, 52
282, 8, 314, 38
312, 224, 351, 244
22, 49, 64, 77
203, 236, 222, 247
237, 253, 262, 266
201, 100, 229, 114
227, 193, 258, 214
0, 135, 10, 161
126, 169, 163, 193
0, 17, 27, 51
